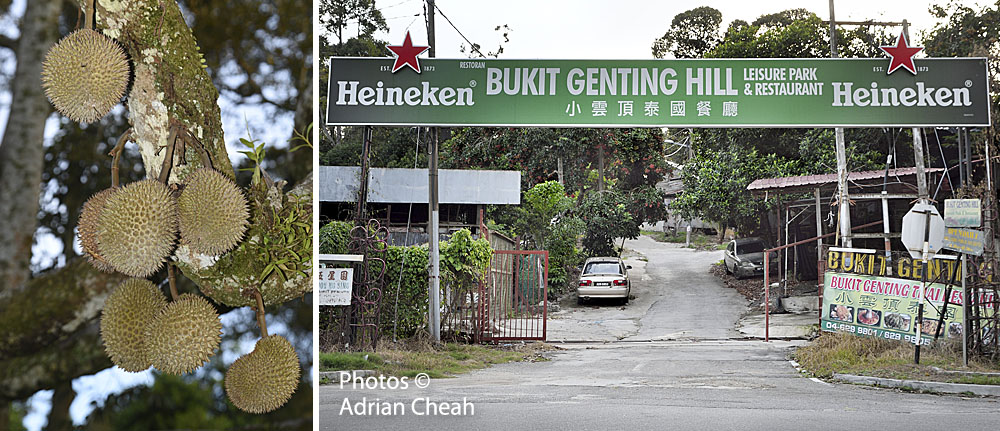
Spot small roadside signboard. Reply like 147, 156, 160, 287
943, 227, 985, 256
944, 199, 981, 227
901, 203, 945, 259
318, 254, 363, 306
318, 267, 353, 306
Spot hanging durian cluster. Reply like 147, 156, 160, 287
54, 2, 305, 415
79, 171, 248, 277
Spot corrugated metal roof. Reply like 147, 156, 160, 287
319, 166, 521, 204
747, 167, 945, 191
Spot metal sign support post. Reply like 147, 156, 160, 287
915, 209, 932, 364
764, 251, 770, 342
934, 253, 962, 342
428, 128, 441, 341
881, 155, 893, 275
962, 254, 968, 366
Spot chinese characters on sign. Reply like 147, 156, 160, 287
820, 271, 980, 345
318, 267, 353, 306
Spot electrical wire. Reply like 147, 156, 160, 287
931, 127, 953, 201
432, 3, 487, 58
377, 0, 417, 12
392, 126, 421, 341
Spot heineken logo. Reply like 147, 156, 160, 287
880, 33, 923, 75
386, 31, 429, 74
831, 81, 971, 107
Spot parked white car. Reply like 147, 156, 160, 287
577, 257, 631, 305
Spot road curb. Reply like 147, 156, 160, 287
832, 373, 1000, 396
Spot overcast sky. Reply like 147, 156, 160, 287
344, 0, 990, 59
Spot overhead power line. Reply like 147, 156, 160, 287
431, 3, 486, 58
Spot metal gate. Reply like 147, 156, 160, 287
476, 250, 548, 342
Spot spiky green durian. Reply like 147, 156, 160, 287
78, 188, 116, 272
177, 168, 249, 256
41, 29, 130, 123
144, 294, 222, 375
100, 278, 168, 372
96, 179, 178, 277
225, 334, 300, 414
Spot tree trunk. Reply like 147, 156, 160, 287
0, 0, 61, 298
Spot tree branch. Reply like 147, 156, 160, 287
0, 320, 111, 401
0, 35, 15, 50
0, 260, 125, 360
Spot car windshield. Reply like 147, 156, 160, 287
737, 242, 765, 254
583, 262, 621, 275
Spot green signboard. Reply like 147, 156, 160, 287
327, 57, 990, 127
821, 271, 969, 345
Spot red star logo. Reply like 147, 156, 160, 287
386, 31, 429, 74
880, 33, 923, 75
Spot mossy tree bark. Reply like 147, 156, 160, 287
88, 0, 231, 182
0, 0, 310, 411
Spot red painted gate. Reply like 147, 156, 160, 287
476, 250, 548, 342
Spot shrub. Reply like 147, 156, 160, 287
318, 222, 491, 339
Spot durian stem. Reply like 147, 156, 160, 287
252, 289, 268, 338
157, 125, 180, 184
84, 0, 94, 30
108, 129, 133, 189
182, 130, 214, 170
167, 263, 179, 301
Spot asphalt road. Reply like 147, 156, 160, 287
319, 236, 1000, 430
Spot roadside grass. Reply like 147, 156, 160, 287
640, 229, 726, 250
795, 332, 1000, 384
319, 342, 552, 379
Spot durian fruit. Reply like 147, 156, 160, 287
100, 278, 168, 372
225, 334, 300, 414
177, 168, 249, 255
144, 294, 222, 375
41, 29, 130, 123
78, 188, 116, 272
96, 179, 178, 277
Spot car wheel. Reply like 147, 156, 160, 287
622, 296, 630, 305
577, 295, 585, 305
724, 261, 732, 274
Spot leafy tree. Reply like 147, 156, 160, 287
707, 13, 827, 58
924, 1, 1000, 131
320, 0, 387, 45
671, 147, 793, 236
507, 181, 584, 292
652, 6, 723, 58
752, 8, 814, 29
577, 190, 636, 256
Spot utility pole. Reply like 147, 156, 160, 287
426, 0, 441, 341
902, 21, 929, 204
829, 0, 852, 247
